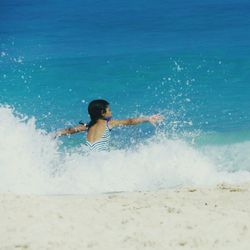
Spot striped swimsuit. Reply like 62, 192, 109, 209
86, 122, 111, 152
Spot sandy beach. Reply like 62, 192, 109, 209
1, 183, 250, 250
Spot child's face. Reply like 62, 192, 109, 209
103, 106, 112, 118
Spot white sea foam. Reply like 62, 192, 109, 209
0, 105, 250, 195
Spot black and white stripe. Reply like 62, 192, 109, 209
86, 124, 111, 152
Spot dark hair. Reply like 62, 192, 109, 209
87, 99, 109, 128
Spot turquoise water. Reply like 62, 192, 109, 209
0, 0, 250, 194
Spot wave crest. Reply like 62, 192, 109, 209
0, 105, 250, 194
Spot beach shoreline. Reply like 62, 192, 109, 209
1, 182, 250, 250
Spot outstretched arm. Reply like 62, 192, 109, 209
109, 114, 164, 128
55, 124, 87, 137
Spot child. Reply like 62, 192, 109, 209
56, 99, 164, 151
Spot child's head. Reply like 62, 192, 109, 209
88, 99, 111, 127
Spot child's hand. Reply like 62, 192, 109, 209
51, 131, 60, 139
148, 114, 164, 125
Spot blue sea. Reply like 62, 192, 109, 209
1, 0, 250, 194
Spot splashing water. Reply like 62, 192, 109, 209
1, 105, 250, 195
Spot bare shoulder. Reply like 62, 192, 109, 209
87, 120, 107, 142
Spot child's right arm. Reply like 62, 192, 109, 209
109, 114, 164, 128
55, 124, 87, 137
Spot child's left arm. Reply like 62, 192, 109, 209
55, 124, 87, 137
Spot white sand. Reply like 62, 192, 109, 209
1, 183, 250, 250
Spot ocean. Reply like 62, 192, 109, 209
1, 0, 250, 194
